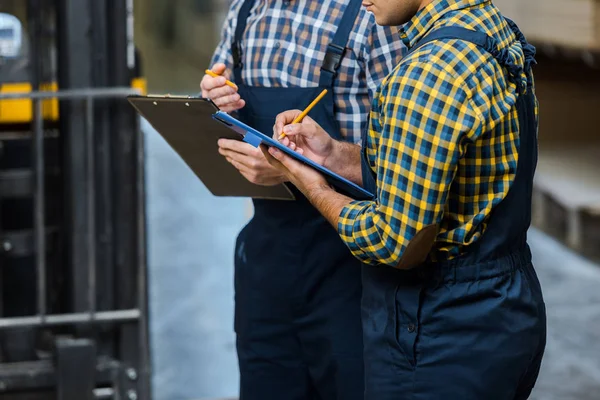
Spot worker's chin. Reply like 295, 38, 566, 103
372, 12, 409, 26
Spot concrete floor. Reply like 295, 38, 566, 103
144, 120, 600, 400
528, 230, 600, 400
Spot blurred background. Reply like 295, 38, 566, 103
0, 0, 598, 399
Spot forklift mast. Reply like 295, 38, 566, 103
0, 0, 150, 399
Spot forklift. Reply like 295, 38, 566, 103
0, 0, 150, 399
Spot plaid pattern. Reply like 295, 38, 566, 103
338, 0, 538, 266
210, 0, 406, 143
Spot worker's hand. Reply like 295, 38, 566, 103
260, 144, 329, 197
201, 63, 245, 113
273, 110, 334, 166
218, 139, 288, 186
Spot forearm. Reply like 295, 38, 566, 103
306, 187, 416, 267
304, 184, 353, 229
304, 184, 427, 269
323, 141, 363, 186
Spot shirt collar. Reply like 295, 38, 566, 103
398, 0, 491, 48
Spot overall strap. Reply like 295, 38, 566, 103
232, 0, 255, 83
318, 0, 363, 88
407, 26, 495, 58
411, 25, 538, 260
362, 27, 495, 199
504, 18, 537, 75
407, 25, 537, 87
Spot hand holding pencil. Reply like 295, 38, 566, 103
278, 89, 328, 140
204, 69, 238, 90
200, 63, 245, 113
273, 91, 335, 167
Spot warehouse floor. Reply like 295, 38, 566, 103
144, 121, 600, 400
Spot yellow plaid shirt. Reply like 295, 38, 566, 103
338, 0, 538, 266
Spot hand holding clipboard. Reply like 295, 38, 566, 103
212, 111, 373, 200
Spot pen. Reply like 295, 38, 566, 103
204, 69, 239, 91
279, 89, 328, 140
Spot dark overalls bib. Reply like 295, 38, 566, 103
231, 1, 365, 398
360, 22, 547, 400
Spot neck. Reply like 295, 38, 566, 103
418, 0, 435, 11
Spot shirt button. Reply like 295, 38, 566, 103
275, 42, 281, 48
407, 323, 416, 333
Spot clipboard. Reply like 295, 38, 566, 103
127, 95, 295, 200
212, 111, 375, 200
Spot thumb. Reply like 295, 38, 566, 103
282, 116, 316, 138
211, 63, 227, 75
281, 124, 301, 138
274, 109, 303, 137
260, 145, 282, 168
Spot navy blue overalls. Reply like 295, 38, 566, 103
360, 22, 547, 400
231, 1, 365, 398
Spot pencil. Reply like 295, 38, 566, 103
278, 89, 328, 140
204, 69, 239, 91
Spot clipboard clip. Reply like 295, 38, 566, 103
213, 113, 263, 148
242, 131, 262, 148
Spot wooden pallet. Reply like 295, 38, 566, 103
533, 185, 600, 263
580, 204, 600, 262
532, 144, 600, 263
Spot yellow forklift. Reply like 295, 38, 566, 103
0, 1, 150, 399
0, 1, 146, 124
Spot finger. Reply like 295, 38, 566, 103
201, 75, 228, 91
220, 147, 248, 162
281, 123, 304, 138
260, 145, 284, 169
219, 147, 252, 163
218, 147, 236, 158
227, 158, 253, 176
227, 158, 261, 184
213, 93, 242, 108
267, 146, 302, 175
206, 85, 237, 100
219, 148, 256, 168
290, 142, 296, 151
200, 75, 209, 98
200, 73, 215, 98
206, 63, 236, 89
287, 115, 320, 138
219, 99, 246, 113
279, 136, 291, 147
210, 63, 227, 76
282, 123, 301, 138
274, 109, 303, 137
218, 138, 258, 154
225, 155, 252, 174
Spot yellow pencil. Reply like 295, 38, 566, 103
204, 69, 239, 91
279, 89, 328, 140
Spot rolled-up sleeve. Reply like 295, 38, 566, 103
338, 60, 482, 266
